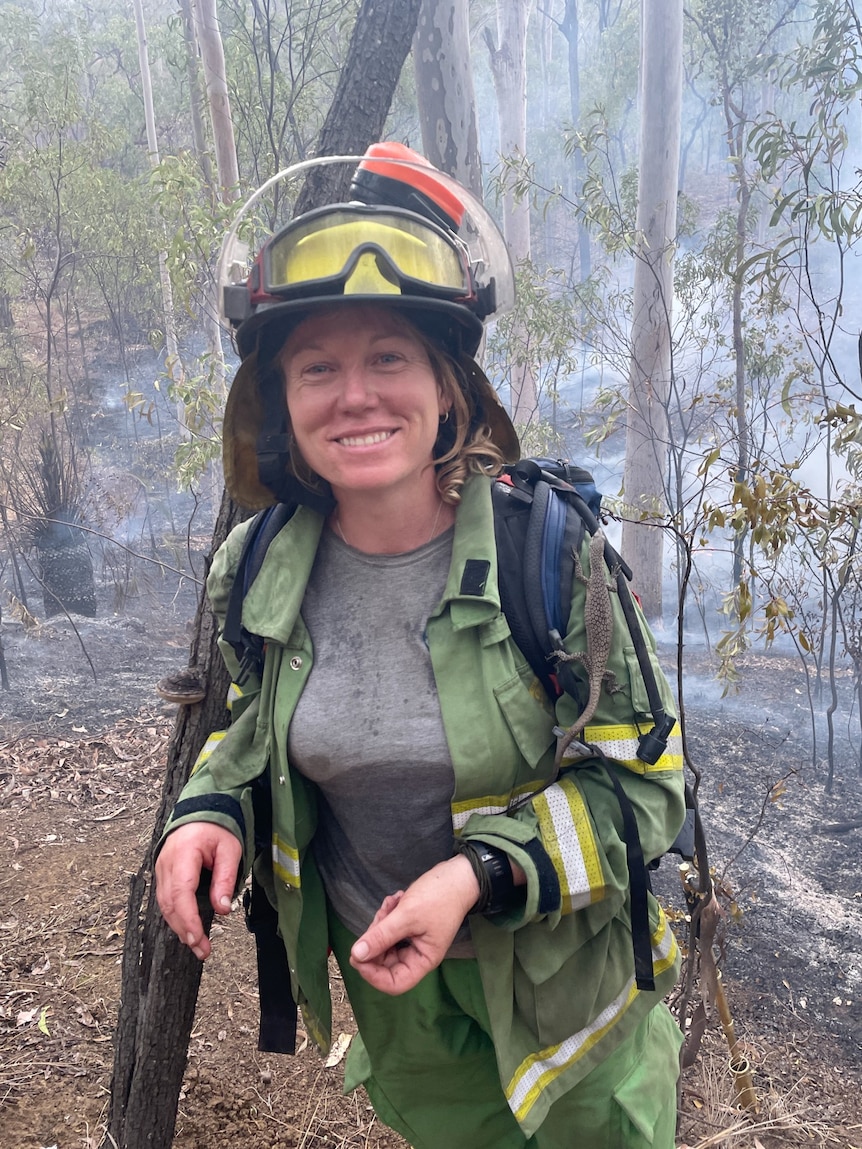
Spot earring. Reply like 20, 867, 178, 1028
439, 410, 450, 424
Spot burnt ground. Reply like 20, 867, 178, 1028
0, 587, 861, 1149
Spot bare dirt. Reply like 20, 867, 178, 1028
1, 595, 861, 1149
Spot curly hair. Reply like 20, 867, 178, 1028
420, 337, 506, 504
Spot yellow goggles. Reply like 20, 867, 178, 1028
262, 206, 472, 300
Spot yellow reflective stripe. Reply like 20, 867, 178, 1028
506, 913, 678, 1124
190, 731, 226, 776
451, 780, 540, 833
561, 723, 683, 774
226, 682, 244, 711
303, 1007, 329, 1054
534, 778, 604, 910
272, 835, 300, 888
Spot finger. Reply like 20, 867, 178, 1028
157, 858, 210, 959
368, 892, 404, 928
209, 836, 241, 915
354, 947, 429, 995
351, 909, 410, 964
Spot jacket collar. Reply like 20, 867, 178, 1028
241, 474, 501, 643
435, 475, 501, 630
241, 506, 323, 646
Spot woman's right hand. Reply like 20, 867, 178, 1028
155, 823, 242, 961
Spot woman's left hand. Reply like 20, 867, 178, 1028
349, 855, 480, 994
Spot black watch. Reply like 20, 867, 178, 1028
458, 841, 518, 915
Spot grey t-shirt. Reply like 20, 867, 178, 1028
288, 525, 462, 940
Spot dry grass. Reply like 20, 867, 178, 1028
679, 1031, 861, 1148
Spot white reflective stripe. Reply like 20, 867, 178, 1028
272, 836, 300, 887
505, 913, 678, 1124
562, 723, 683, 774
451, 781, 540, 832
226, 682, 244, 710
533, 778, 603, 910
190, 730, 227, 775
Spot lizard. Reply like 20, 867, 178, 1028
552, 528, 623, 770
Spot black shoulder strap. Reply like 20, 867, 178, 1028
222, 501, 297, 685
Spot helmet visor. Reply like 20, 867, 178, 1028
261, 206, 472, 301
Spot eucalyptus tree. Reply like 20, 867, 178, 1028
484, 0, 538, 425
413, 0, 483, 196
619, 0, 683, 621
727, 0, 862, 784
219, 0, 352, 213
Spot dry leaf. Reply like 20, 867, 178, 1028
324, 1032, 352, 1067
38, 1006, 51, 1035
75, 1005, 98, 1028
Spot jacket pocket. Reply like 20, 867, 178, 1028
611, 1005, 683, 1144
511, 918, 620, 1046
493, 671, 556, 769
623, 645, 664, 720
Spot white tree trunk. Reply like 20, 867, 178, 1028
485, 0, 537, 427
413, 0, 483, 198
191, 0, 239, 203
132, 0, 188, 438
620, 0, 683, 623
191, 0, 240, 417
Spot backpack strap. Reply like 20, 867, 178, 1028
222, 501, 297, 685
218, 501, 301, 1053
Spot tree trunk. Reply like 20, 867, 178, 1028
37, 525, 97, 618
484, 0, 537, 426
131, 0, 187, 438
294, 0, 424, 214
413, 0, 483, 198
179, 0, 213, 191
192, 0, 240, 202
190, 0, 237, 406
619, 0, 683, 623
0, 289, 13, 328
561, 0, 591, 282
106, 2, 424, 1143
104, 489, 244, 1149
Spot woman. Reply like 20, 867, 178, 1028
156, 143, 686, 1148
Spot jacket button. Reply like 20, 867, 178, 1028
289, 656, 303, 670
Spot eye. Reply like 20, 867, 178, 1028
294, 360, 333, 381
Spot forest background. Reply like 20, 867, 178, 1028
1, 1, 861, 1147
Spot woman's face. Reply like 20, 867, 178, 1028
282, 306, 450, 502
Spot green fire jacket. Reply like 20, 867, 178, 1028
165, 474, 685, 1137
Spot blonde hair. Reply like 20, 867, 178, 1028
420, 338, 505, 504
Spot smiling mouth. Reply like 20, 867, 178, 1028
336, 431, 395, 447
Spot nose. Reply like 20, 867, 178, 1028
337, 362, 378, 411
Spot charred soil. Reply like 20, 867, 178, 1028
1, 612, 861, 1149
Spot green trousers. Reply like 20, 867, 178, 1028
329, 913, 681, 1149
